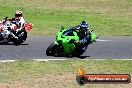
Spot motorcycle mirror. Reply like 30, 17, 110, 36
60, 26, 65, 32
61, 26, 64, 30
4, 16, 8, 20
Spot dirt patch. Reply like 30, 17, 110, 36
0, 73, 131, 88
0, 81, 29, 88
25, 72, 79, 88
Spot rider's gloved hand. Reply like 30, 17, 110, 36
74, 40, 79, 44
73, 40, 82, 46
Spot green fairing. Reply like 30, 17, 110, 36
54, 27, 97, 54
55, 28, 79, 54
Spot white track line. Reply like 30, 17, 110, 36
0, 60, 17, 62
80, 59, 132, 60
32, 59, 67, 61
0, 59, 132, 63
96, 39, 112, 41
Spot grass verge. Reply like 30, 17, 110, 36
0, 0, 131, 36
0, 59, 132, 88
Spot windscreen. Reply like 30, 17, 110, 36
62, 29, 74, 36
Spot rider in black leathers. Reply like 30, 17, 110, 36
66, 21, 92, 55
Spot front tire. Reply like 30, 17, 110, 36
18, 31, 27, 44
46, 43, 60, 56
13, 31, 27, 45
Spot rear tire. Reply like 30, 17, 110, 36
46, 43, 59, 56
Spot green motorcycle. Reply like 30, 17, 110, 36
46, 26, 97, 57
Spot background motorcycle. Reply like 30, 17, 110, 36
46, 26, 97, 57
0, 19, 33, 45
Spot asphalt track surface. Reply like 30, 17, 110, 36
0, 35, 132, 60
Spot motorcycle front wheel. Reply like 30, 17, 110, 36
13, 31, 27, 45
18, 31, 27, 44
46, 43, 62, 56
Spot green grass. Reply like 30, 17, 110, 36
0, 60, 132, 81
0, 0, 131, 36
0, 60, 132, 87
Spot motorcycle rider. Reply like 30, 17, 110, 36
12, 10, 26, 37
67, 21, 92, 56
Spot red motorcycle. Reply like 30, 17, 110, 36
0, 19, 33, 45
